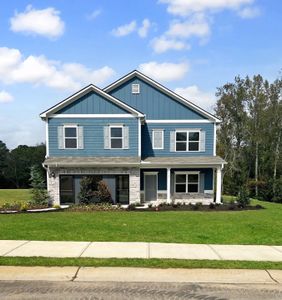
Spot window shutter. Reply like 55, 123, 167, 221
58, 126, 64, 149
78, 126, 84, 149
200, 131, 206, 152
170, 131, 175, 152
200, 173, 205, 193
123, 126, 129, 149
104, 126, 110, 149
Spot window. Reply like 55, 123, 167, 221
175, 130, 200, 152
110, 126, 123, 149
175, 172, 199, 193
153, 129, 164, 149
64, 126, 78, 149
132, 83, 140, 94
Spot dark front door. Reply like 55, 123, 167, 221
60, 175, 75, 204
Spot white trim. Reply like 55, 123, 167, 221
167, 167, 171, 203
175, 129, 200, 152
45, 118, 49, 157
109, 125, 124, 149
204, 190, 213, 194
174, 171, 200, 194
152, 129, 164, 150
213, 123, 217, 156
50, 114, 135, 119
138, 118, 141, 157
146, 119, 212, 124
104, 70, 220, 123
40, 84, 144, 119
63, 125, 78, 149
216, 166, 222, 203
144, 172, 158, 202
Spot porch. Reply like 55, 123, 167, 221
140, 156, 226, 205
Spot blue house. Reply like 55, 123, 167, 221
40, 70, 226, 205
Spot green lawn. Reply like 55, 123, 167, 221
0, 189, 281, 245
0, 189, 31, 205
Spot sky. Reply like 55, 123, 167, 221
0, 0, 281, 149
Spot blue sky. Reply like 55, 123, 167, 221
0, 0, 281, 149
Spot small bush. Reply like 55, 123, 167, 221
236, 186, 250, 208
209, 202, 216, 209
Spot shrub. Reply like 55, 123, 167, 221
30, 165, 49, 206
209, 202, 216, 209
236, 186, 250, 208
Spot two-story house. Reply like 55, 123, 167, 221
40, 70, 226, 205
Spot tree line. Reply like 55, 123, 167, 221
215, 74, 282, 202
0, 142, 46, 188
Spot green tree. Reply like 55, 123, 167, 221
30, 165, 49, 205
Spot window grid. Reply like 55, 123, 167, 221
175, 130, 200, 152
175, 172, 199, 194
110, 126, 124, 149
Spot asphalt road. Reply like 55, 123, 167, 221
0, 281, 282, 300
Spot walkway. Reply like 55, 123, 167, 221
1, 240, 282, 261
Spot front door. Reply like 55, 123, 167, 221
144, 173, 157, 202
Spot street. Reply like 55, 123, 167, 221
0, 281, 282, 300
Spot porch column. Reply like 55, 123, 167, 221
216, 166, 222, 204
167, 167, 171, 203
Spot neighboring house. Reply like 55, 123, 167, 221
40, 70, 226, 205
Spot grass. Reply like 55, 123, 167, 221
0, 189, 31, 206
0, 189, 281, 245
0, 257, 282, 270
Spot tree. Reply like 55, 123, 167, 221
30, 165, 49, 205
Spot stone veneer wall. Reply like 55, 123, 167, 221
47, 167, 140, 205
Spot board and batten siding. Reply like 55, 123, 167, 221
48, 117, 138, 156
109, 77, 208, 120
140, 168, 213, 191
141, 123, 214, 157
56, 91, 128, 114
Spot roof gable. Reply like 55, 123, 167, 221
104, 70, 220, 122
40, 84, 144, 119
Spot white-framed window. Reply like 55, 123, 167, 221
64, 125, 78, 149
132, 83, 140, 94
110, 125, 123, 149
175, 172, 200, 193
152, 129, 164, 149
175, 130, 200, 152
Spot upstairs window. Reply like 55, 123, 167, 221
64, 126, 78, 149
132, 83, 140, 94
110, 126, 123, 149
152, 129, 164, 149
175, 130, 200, 152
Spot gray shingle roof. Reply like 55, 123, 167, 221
43, 156, 226, 167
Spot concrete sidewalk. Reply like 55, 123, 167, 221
1, 240, 282, 261
0, 266, 282, 284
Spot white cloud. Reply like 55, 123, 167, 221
87, 9, 102, 20
159, 0, 254, 16
166, 14, 210, 38
0, 47, 115, 91
175, 85, 215, 112
238, 6, 260, 18
138, 61, 189, 82
138, 19, 151, 38
151, 36, 189, 53
0, 91, 13, 103
112, 21, 137, 37
10, 5, 65, 39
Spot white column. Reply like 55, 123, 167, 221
167, 168, 171, 203
216, 166, 222, 204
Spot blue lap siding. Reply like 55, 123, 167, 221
48, 117, 138, 156
141, 123, 214, 157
